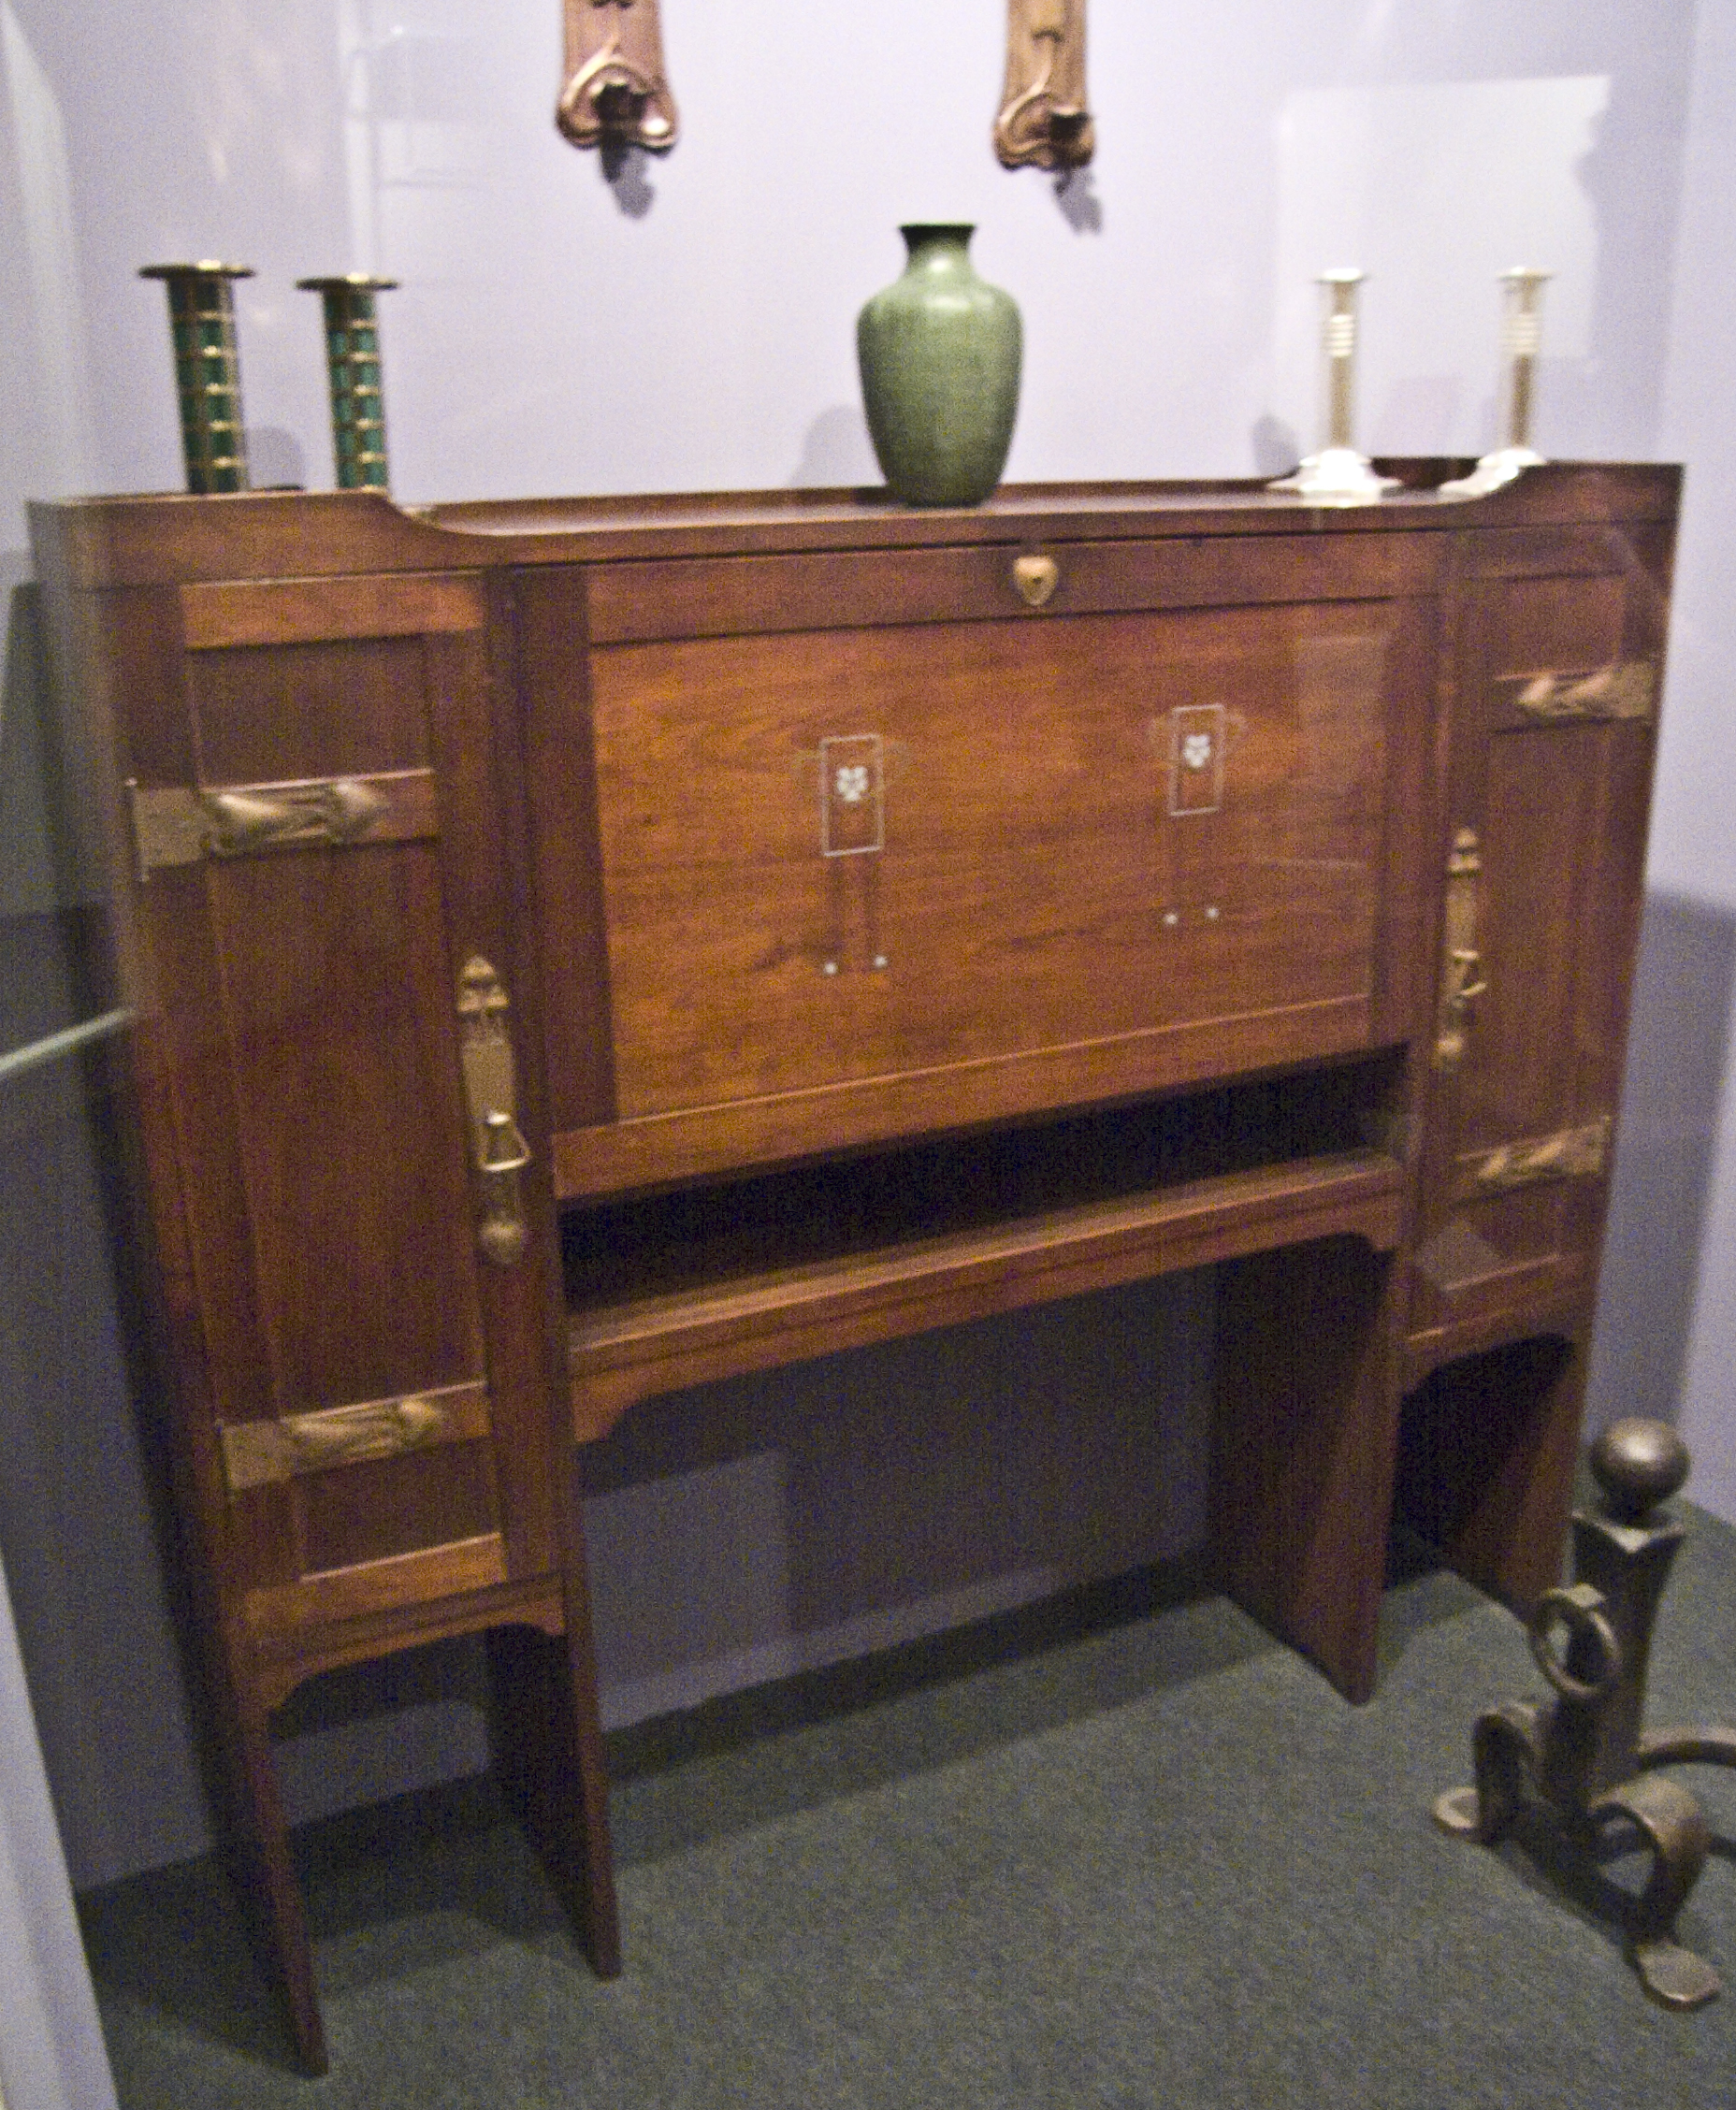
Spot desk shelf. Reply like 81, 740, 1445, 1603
565, 1061, 1405, 1435
569, 1147, 1400, 1434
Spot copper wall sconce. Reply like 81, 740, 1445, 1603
557, 0, 677, 154
995, 0, 1092, 171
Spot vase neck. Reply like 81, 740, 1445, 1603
900, 224, 976, 275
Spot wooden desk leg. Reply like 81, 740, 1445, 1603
485, 1567, 621, 1977
1395, 1330, 1584, 1618
198, 1657, 328, 2074
1211, 1236, 1401, 1705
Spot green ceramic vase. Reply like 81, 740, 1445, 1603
856, 224, 1022, 507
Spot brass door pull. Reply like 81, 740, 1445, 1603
457, 957, 532, 1267
1435, 828, 1487, 1070
1505, 661, 1657, 724
1468, 1115, 1612, 1193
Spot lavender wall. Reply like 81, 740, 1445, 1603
1, 1, 1731, 1915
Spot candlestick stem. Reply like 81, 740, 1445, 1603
298, 275, 398, 491
139, 262, 254, 494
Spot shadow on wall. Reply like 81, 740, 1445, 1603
1586, 888, 1736, 1438
601, 141, 656, 219
1249, 415, 1299, 480
0, 580, 210, 1886
788, 404, 879, 489
577, 1274, 1213, 1729
1051, 167, 1103, 235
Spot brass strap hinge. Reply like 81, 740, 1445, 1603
219, 1380, 489, 1494
127, 769, 434, 879
1468, 1115, 1613, 1193
1502, 661, 1657, 724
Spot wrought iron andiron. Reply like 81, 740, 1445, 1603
1434, 1419, 1736, 2008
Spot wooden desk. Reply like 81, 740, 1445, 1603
31, 465, 1676, 2069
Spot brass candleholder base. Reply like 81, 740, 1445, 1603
1434, 1420, 1736, 2008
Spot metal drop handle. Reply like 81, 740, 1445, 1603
1435, 828, 1488, 1069
457, 957, 532, 1268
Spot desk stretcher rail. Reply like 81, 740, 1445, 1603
568, 1149, 1402, 1439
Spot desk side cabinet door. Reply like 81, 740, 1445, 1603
1412, 526, 1669, 1345
114, 570, 562, 1675
1400, 518, 1670, 1606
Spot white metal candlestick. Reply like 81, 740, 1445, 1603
1441, 267, 1552, 499
1268, 269, 1397, 504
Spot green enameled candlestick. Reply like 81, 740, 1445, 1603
139, 261, 254, 494
297, 274, 398, 490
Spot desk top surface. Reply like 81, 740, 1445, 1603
32, 463, 1683, 590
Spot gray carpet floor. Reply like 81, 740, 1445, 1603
81, 1516, 1736, 2108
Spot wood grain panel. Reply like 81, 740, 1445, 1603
181, 571, 484, 648
1488, 573, 1626, 677
1453, 727, 1609, 1153
297, 1440, 499, 1574
552, 996, 1370, 1196
586, 533, 1438, 643
588, 605, 1397, 1126
206, 843, 485, 1415
514, 567, 617, 1133
1214, 1237, 1400, 1704
1454, 524, 1659, 583
1409, 1185, 1575, 1324
241, 1533, 510, 1637
185, 635, 433, 784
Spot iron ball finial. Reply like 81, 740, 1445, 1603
1590, 1419, 1690, 1524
